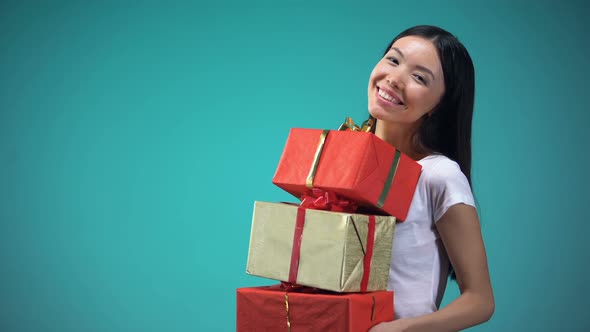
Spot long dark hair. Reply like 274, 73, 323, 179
371, 25, 475, 186
372, 25, 475, 280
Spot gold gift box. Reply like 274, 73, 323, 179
246, 201, 396, 292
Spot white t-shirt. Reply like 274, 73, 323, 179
388, 154, 476, 319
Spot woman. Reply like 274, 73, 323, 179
367, 26, 495, 331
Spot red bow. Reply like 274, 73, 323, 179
300, 188, 358, 213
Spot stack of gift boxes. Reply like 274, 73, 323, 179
236, 118, 422, 331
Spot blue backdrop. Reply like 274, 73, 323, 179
1, 1, 588, 331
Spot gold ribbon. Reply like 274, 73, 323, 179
371, 295, 376, 321
285, 292, 291, 331
306, 117, 372, 189
376, 149, 401, 208
338, 117, 374, 132
305, 129, 329, 189
285, 290, 376, 329
339, 116, 402, 209
338, 116, 401, 209
306, 117, 399, 211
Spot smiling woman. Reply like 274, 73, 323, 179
369, 36, 446, 162
366, 26, 495, 332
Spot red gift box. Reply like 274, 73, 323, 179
236, 285, 394, 332
272, 128, 422, 220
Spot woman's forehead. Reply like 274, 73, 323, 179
390, 36, 441, 67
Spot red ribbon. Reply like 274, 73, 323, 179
360, 215, 375, 292
300, 188, 358, 213
287, 191, 376, 292
288, 207, 306, 284
279, 281, 325, 294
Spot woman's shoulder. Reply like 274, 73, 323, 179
417, 154, 470, 193
417, 154, 475, 220
418, 154, 463, 179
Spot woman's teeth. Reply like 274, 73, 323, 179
378, 88, 403, 105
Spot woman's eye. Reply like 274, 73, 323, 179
386, 57, 399, 65
413, 74, 427, 85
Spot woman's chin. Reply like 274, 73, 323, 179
368, 107, 393, 121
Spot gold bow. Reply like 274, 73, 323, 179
338, 117, 374, 132
305, 116, 376, 190
285, 292, 291, 332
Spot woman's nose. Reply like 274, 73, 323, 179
386, 74, 404, 90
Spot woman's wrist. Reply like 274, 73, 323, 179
395, 318, 413, 332
397, 316, 432, 332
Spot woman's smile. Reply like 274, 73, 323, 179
368, 36, 445, 125
376, 86, 405, 107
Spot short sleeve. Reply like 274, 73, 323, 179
425, 158, 476, 223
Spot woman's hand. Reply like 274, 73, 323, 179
368, 319, 409, 332
369, 204, 494, 332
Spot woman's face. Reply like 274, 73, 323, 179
368, 36, 445, 126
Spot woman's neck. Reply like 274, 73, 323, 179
374, 120, 427, 161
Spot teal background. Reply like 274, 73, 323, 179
1, 1, 588, 331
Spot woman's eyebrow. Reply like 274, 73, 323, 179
390, 47, 436, 81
